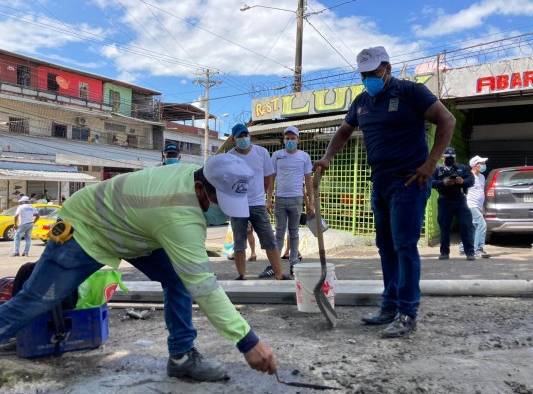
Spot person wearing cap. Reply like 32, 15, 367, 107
11, 196, 39, 257
0, 154, 277, 382
268, 126, 313, 275
229, 123, 285, 280
466, 155, 490, 258
163, 143, 181, 165
315, 46, 455, 338
431, 147, 475, 261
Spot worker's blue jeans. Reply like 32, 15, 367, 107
0, 239, 196, 356
437, 197, 474, 256
371, 175, 430, 319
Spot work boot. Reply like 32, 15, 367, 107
438, 254, 449, 260
466, 254, 476, 261
167, 348, 228, 382
258, 265, 275, 279
381, 314, 417, 338
361, 309, 397, 325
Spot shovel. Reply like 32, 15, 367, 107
312, 170, 338, 328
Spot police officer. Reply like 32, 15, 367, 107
163, 143, 181, 165
432, 147, 475, 260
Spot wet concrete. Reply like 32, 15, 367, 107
2, 297, 533, 393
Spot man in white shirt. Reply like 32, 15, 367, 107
269, 126, 314, 275
467, 156, 490, 258
12, 196, 39, 257
229, 124, 285, 280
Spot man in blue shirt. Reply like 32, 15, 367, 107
431, 147, 475, 260
315, 46, 455, 338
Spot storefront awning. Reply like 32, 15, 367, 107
0, 169, 97, 182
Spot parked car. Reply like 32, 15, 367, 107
484, 166, 533, 240
0, 204, 61, 241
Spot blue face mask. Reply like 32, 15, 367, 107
235, 136, 251, 150
284, 139, 297, 151
203, 203, 229, 226
164, 158, 180, 165
363, 76, 385, 97
479, 164, 487, 173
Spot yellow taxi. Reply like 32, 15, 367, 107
0, 203, 61, 242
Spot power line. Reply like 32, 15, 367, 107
307, 0, 358, 15
304, 18, 355, 69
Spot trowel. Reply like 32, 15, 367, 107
312, 171, 338, 328
275, 371, 340, 390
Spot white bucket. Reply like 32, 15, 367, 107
293, 262, 336, 313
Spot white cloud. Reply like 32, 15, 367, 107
95, 0, 422, 77
0, 13, 106, 54
414, 0, 533, 38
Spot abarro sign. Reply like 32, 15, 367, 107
442, 57, 533, 98
251, 75, 432, 121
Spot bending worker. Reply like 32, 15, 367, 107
0, 154, 276, 382
315, 46, 455, 338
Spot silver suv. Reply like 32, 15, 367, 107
485, 166, 533, 240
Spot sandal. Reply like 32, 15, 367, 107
248, 255, 257, 262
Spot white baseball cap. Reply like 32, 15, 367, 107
469, 155, 488, 167
18, 195, 30, 203
284, 126, 299, 136
203, 153, 253, 218
356, 46, 390, 73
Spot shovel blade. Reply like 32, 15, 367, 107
314, 289, 338, 328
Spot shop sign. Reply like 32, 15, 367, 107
252, 75, 432, 121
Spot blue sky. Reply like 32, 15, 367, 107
0, 0, 532, 135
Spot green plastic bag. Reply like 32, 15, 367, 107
76, 270, 128, 309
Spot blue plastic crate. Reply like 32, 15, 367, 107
16, 304, 109, 358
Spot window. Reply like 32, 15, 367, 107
47, 73, 59, 92
79, 82, 89, 100
127, 134, 137, 147
72, 126, 90, 141
104, 122, 127, 133
8, 117, 29, 134
110, 90, 121, 112
178, 141, 201, 156
52, 123, 67, 138
16, 65, 31, 87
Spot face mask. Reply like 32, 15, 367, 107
164, 158, 180, 165
203, 203, 229, 226
444, 157, 455, 167
235, 136, 251, 150
363, 76, 385, 97
479, 164, 487, 173
284, 139, 297, 151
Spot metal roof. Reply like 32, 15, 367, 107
0, 161, 77, 172
161, 103, 216, 121
0, 169, 96, 182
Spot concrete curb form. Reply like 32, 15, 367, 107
113, 280, 533, 306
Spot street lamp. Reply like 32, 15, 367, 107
240, 1, 305, 92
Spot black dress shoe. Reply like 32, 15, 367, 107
361, 309, 397, 325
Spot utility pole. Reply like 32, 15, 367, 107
294, 0, 306, 92
195, 69, 221, 162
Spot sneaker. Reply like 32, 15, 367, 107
477, 248, 490, 258
381, 314, 417, 338
466, 254, 476, 261
234, 275, 245, 280
10, 253, 19, 257
258, 265, 275, 279
361, 309, 397, 325
438, 254, 449, 260
167, 348, 228, 382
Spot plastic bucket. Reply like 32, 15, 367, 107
293, 262, 336, 313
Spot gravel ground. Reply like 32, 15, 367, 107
1, 297, 533, 394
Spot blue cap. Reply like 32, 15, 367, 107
164, 144, 178, 153
443, 147, 456, 157
231, 123, 248, 138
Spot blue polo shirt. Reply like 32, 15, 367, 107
345, 77, 437, 180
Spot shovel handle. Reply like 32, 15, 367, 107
312, 171, 327, 290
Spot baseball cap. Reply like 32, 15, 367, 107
284, 126, 299, 136
443, 147, 456, 157
164, 144, 178, 153
18, 196, 30, 203
231, 123, 249, 138
356, 46, 390, 73
203, 153, 253, 218
469, 155, 488, 167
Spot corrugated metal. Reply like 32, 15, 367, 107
0, 161, 76, 172
0, 169, 96, 182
